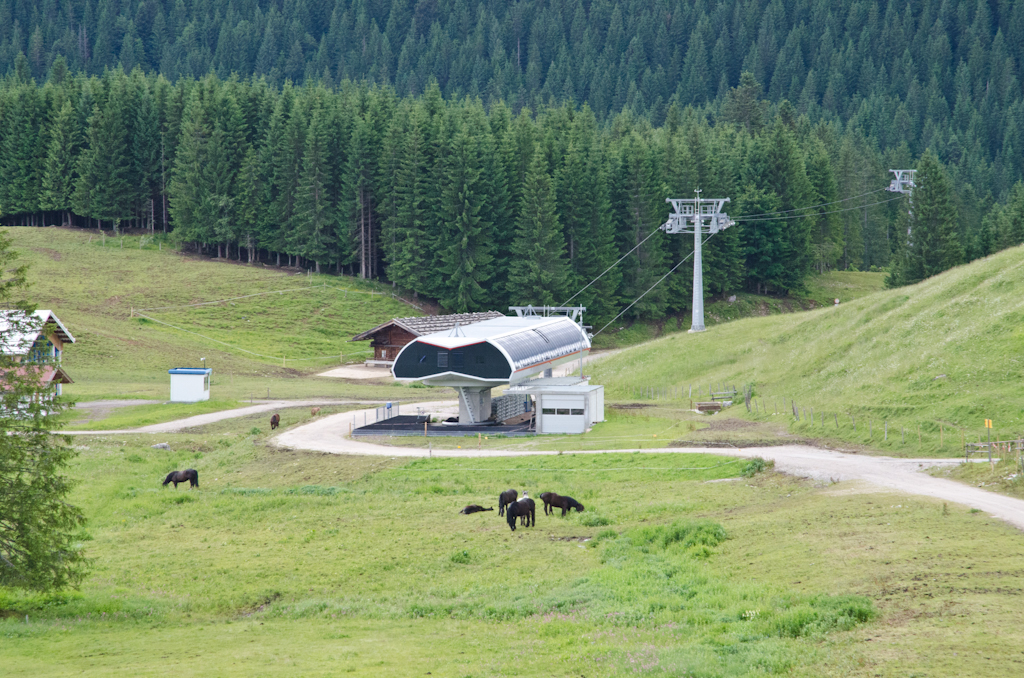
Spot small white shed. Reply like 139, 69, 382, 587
168, 368, 211, 403
521, 382, 604, 434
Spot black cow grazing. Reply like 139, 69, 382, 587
498, 489, 518, 516
459, 505, 493, 514
270, 413, 280, 430
540, 492, 585, 516
163, 469, 199, 489
506, 498, 535, 531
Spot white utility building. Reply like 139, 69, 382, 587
168, 367, 211, 402
518, 379, 604, 434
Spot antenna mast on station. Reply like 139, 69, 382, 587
661, 188, 734, 333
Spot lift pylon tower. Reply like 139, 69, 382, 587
887, 169, 916, 236
661, 188, 734, 333
886, 169, 916, 195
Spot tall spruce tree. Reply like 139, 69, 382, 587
167, 89, 216, 245
41, 99, 82, 226
74, 77, 134, 227
612, 132, 669, 319
507, 148, 569, 305
234, 147, 263, 263
295, 108, 337, 272
0, 85, 43, 218
382, 111, 431, 294
436, 123, 494, 312
886, 151, 964, 287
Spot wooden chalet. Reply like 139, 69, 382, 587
0, 310, 76, 397
351, 311, 505, 367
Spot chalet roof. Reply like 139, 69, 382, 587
351, 311, 505, 342
0, 310, 76, 355
0, 364, 74, 386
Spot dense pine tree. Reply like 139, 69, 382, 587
507, 148, 568, 305
40, 99, 81, 226
886, 152, 964, 287
436, 123, 494, 312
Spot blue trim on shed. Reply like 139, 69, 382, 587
168, 368, 212, 375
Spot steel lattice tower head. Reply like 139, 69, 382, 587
661, 189, 734, 333
887, 169, 916, 194
887, 169, 916, 236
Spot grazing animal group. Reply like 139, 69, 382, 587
463, 488, 585, 532
270, 413, 280, 430
162, 469, 199, 489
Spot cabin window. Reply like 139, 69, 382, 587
452, 351, 464, 368
571, 409, 584, 415
542, 408, 556, 415
437, 352, 448, 368
556, 408, 570, 415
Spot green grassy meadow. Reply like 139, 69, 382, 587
5, 229, 1024, 675
5, 421, 1024, 676
591, 271, 885, 349
591, 244, 1024, 457
8, 227, 419, 401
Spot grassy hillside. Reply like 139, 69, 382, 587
591, 271, 886, 349
4, 421, 1024, 676
7, 227, 422, 401
592, 244, 1024, 456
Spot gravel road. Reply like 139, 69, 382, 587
65, 399, 367, 435
273, 401, 1024, 531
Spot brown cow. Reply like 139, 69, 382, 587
270, 413, 280, 430
310, 407, 321, 417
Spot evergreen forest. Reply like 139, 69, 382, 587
2, 0, 1024, 318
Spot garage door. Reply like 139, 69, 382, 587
540, 396, 586, 434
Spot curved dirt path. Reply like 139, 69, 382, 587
273, 404, 1024, 531
65, 399, 369, 435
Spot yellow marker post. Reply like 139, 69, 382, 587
985, 419, 993, 464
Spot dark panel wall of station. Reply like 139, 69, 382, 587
393, 341, 512, 380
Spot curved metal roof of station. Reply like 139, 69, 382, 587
392, 315, 590, 385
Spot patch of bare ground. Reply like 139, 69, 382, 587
31, 247, 61, 261
705, 418, 759, 431
609, 403, 654, 410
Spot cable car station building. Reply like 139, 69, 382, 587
388, 307, 604, 435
